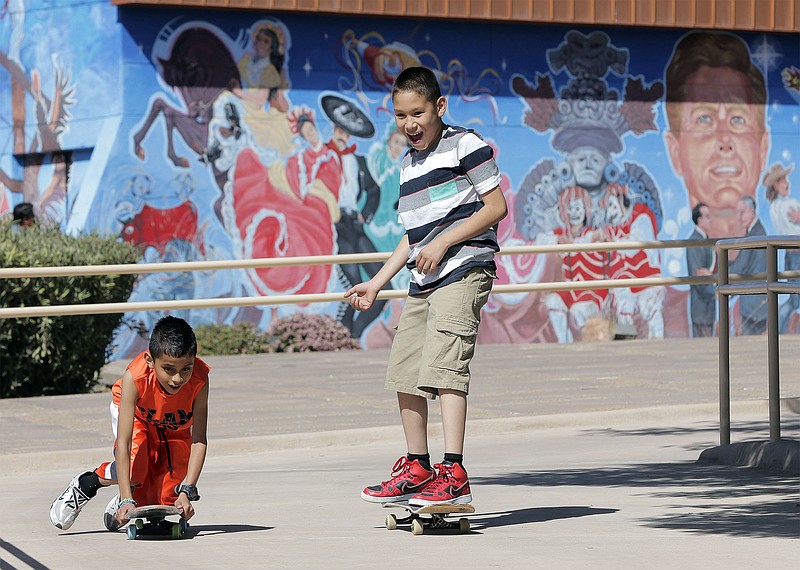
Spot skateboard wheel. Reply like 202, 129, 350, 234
135, 519, 144, 530
458, 518, 470, 534
385, 514, 397, 531
411, 519, 424, 536
127, 525, 137, 540
171, 523, 181, 539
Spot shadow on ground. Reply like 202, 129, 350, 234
473, 462, 799, 538
188, 524, 273, 537
472, 506, 618, 529
1, 538, 49, 570
581, 418, 800, 440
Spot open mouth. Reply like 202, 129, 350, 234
406, 131, 423, 145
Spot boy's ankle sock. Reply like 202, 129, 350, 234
407, 453, 432, 471
78, 471, 102, 498
443, 453, 463, 466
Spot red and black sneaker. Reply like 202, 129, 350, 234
361, 456, 435, 503
409, 462, 472, 506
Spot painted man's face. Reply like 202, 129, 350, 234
697, 205, 713, 234
331, 126, 351, 151
666, 65, 768, 212
736, 199, 756, 231
568, 147, 608, 188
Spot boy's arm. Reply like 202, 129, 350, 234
114, 371, 138, 521
344, 234, 410, 311
174, 381, 209, 520
415, 186, 507, 275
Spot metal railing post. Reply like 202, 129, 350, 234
717, 244, 731, 446
766, 244, 781, 442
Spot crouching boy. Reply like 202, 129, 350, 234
50, 316, 209, 531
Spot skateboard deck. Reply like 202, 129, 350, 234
125, 505, 187, 540
382, 502, 475, 535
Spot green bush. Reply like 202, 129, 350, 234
195, 314, 361, 355
0, 223, 139, 398
195, 321, 270, 355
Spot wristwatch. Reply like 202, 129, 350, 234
175, 484, 200, 501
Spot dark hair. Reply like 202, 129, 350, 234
13, 202, 34, 223
392, 66, 441, 104
691, 202, 708, 225
149, 316, 197, 359
665, 32, 766, 133
255, 27, 284, 72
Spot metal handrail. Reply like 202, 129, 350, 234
0, 239, 717, 280
716, 235, 800, 445
4, 237, 800, 319
0, 238, 730, 319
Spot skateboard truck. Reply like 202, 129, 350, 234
125, 505, 188, 540
382, 502, 474, 535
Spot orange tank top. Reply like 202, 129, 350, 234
112, 351, 210, 433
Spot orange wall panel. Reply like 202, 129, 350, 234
774, 0, 796, 31
654, 0, 675, 26
406, 0, 427, 16
427, 0, 449, 17
383, 0, 408, 15
715, 0, 733, 27
594, 0, 614, 24
675, 0, 697, 27
489, 0, 513, 19
339, 0, 363, 12
635, 0, 656, 25
615, 0, 636, 24
553, 0, 574, 20
695, 0, 715, 27
530, 0, 553, 21
733, 0, 756, 29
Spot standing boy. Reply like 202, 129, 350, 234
49, 316, 210, 531
345, 67, 507, 506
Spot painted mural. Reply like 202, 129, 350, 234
1, 2, 798, 357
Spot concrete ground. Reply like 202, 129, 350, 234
1, 336, 798, 569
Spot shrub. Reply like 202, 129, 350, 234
267, 313, 361, 353
0, 223, 139, 397
195, 321, 270, 355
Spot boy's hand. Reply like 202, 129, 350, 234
344, 282, 378, 311
415, 239, 448, 275
175, 494, 195, 521
115, 502, 135, 525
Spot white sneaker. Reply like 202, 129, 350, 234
103, 493, 123, 531
50, 472, 93, 530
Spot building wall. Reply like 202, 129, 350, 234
1, 1, 798, 355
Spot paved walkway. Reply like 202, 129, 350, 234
1, 336, 798, 569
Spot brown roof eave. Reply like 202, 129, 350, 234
110, 0, 800, 34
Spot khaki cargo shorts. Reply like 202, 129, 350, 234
385, 267, 493, 398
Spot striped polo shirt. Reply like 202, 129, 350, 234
398, 125, 502, 295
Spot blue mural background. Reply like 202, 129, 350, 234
1, 2, 798, 357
